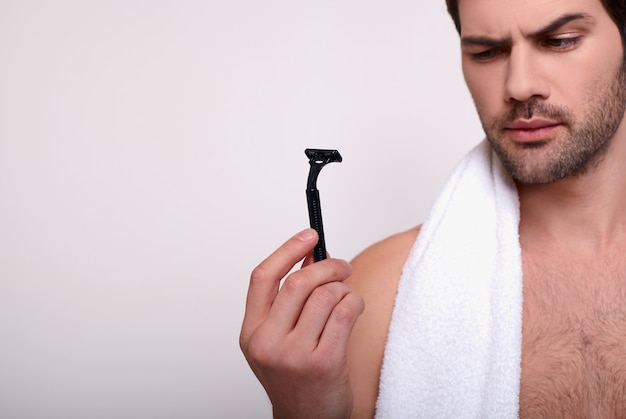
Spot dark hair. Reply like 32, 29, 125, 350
445, 0, 461, 34
445, 0, 626, 47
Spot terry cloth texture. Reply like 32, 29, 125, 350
375, 140, 523, 418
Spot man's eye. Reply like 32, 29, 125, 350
542, 37, 580, 49
472, 48, 505, 62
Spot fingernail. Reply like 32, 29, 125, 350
295, 229, 315, 242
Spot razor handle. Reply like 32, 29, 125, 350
306, 188, 327, 262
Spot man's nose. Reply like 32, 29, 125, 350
504, 47, 550, 104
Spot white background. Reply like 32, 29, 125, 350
0, 1, 483, 418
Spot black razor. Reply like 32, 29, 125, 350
305, 148, 342, 262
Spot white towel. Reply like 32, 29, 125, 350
375, 140, 523, 418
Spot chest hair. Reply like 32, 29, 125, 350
520, 249, 626, 418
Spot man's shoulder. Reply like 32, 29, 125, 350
346, 224, 421, 314
345, 225, 422, 418
350, 225, 421, 281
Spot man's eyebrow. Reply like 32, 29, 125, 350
460, 12, 595, 48
461, 35, 511, 48
526, 12, 594, 39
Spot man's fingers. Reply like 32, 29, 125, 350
301, 253, 315, 267
290, 281, 352, 347
266, 258, 352, 335
315, 291, 365, 357
241, 229, 318, 342
301, 251, 330, 268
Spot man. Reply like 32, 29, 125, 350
240, 0, 626, 417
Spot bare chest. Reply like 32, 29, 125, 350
520, 253, 626, 418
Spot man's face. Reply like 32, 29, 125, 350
458, 0, 626, 184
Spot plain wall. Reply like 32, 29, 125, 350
0, 1, 483, 418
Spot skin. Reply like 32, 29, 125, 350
460, 0, 626, 185
240, 0, 626, 417
240, 229, 364, 419
240, 227, 415, 418
460, 1, 626, 415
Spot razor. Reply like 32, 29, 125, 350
305, 148, 342, 262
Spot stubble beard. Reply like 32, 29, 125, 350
480, 62, 626, 185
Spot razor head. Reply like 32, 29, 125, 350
305, 149, 343, 165
305, 148, 342, 190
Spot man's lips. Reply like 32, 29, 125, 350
504, 119, 562, 143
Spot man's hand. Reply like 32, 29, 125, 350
240, 229, 365, 419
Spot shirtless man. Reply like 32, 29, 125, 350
240, 0, 626, 417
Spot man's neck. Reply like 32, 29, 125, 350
517, 130, 626, 252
